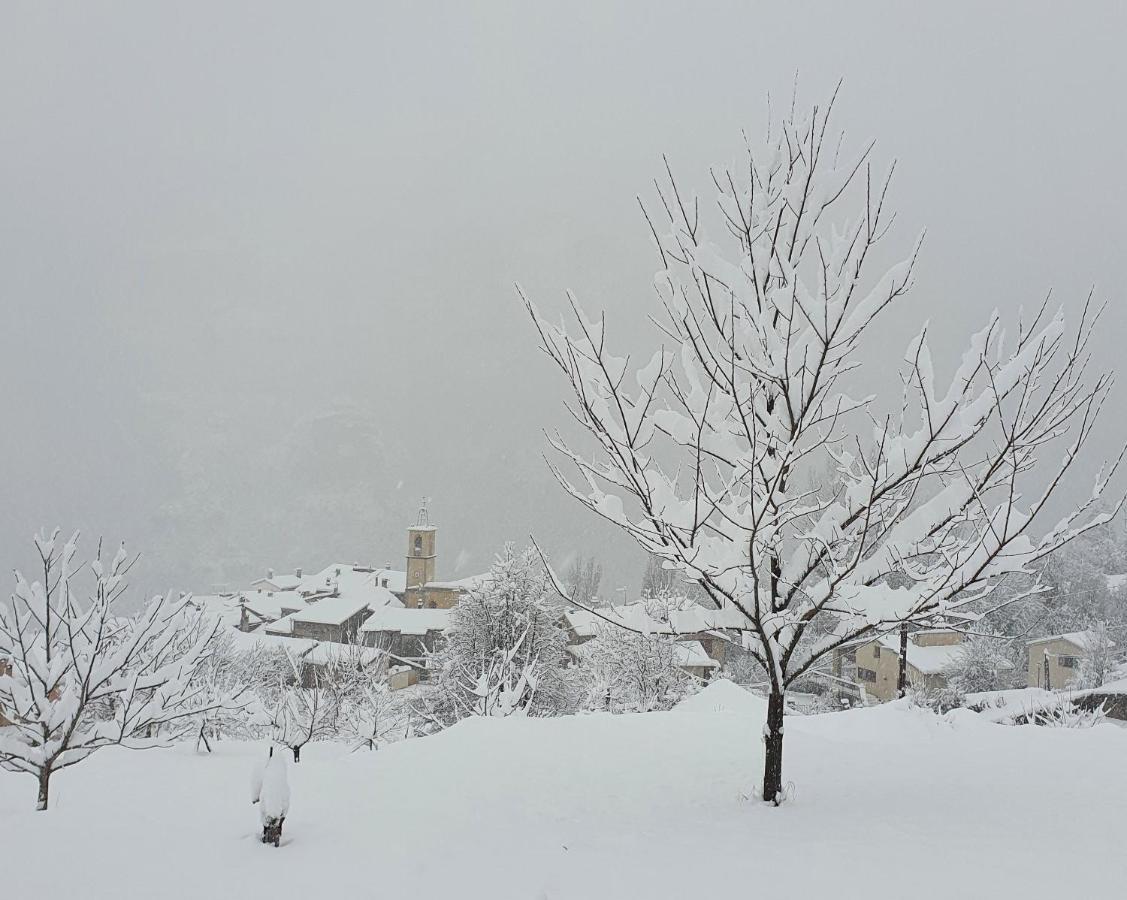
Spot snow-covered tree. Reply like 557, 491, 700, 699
1077, 622, 1115, 689
579, 626, 696, 712
327, 642, 403, 750
521, 91, 1120, 803
943, 634, 1017, 695
566, 555, 604, 609
271, 651, 341, 762
177, 630, 262, 751
426, 544, 577, 726
0, 530, 224, 809
640, 554, 677, 599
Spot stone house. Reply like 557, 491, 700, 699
831, 630, 971, 702
1026, 631, 1114, 690
360, 606, 451, 671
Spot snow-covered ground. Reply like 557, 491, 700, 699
2, 684, 1123, 899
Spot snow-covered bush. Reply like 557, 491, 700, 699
944, 635, 1017, 695
578, 627, 697, 712
0, 530, 227, 809
176, 629, 264, 751
1077, 622, 1115, 689
425, 544, 577, 727
1023, 696, 1108, 728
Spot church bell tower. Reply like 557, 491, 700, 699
406, 498, 437, 604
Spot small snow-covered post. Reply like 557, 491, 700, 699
521, 87, 1122, 805
0, 530, 225, 810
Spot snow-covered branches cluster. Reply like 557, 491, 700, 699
0, 530, 230, 809
423, 545, 578, 728
521, 89, 1121, 802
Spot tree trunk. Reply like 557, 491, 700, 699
897, 623, 909, 698
36, 768, 51, 811
761, 688, 786, 805
292, 745, 301, 763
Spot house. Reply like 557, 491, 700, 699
266, 595, 380, 643
831, 630, 972, 702
561, 602, 735, 677
1026, 631, 1114, 690
562, 602, 739, 668
673, 641, 722, 680
359, 606, 453, 687
250, 569, 304, 593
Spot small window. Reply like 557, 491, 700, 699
381, 578, 388, 588
872, 646, 880, 659
414, 535, 423, 555
857, 667, 877, 683
1059, 655, 1078, 669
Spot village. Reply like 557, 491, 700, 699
185, 501, 1127, 722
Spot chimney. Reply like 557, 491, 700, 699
267, 568, 275, 579
295, 567, 303, 579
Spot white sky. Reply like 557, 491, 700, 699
2, 2, 1125, 599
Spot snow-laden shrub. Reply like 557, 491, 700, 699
578, 627, 699, 712
911, 683, 966, 715
943, 635, 1016, 695
1024, 696, 1108, 728
423, 544, 579, 728
1076, 622, 1115, 690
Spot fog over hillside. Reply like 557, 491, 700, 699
3, 2, 1125, 602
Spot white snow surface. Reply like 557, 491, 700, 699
2, 702, 1123, 899
673, 678, 767, 716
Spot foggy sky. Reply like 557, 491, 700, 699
2, 2, 1126, 603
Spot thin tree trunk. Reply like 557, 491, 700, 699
897, 623, 909, 698
761, 688, 786, 805
36, 768, 51, 811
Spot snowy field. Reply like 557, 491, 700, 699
2, 684, 1123, 900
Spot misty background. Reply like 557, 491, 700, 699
2, 2, 1125, 603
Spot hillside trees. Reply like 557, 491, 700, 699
521, 91, 1120, 804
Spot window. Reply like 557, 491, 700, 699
872, 646, 880, 659
1058, 655, 1078, 669
413, 535, 423, 555
857, 667, 877, 683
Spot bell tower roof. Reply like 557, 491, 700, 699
410, 497, 436, 531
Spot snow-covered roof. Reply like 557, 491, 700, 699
564, 602, 742, 640
226, 627, 317, 658
873, 633, 974, 675
673, 640, 721, 670
290, 596, 374, 626
301, 642, 384, 668
1105, 573, 1127, 592
263, 613, 298, 636
244, 590, 307, 622
423, 572, 491, 592
299, 564, 407, 605
251, 573, 303, 592
360, 606, 452, 636
187, 594, 245, 629
1027, 630, 1115, 652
